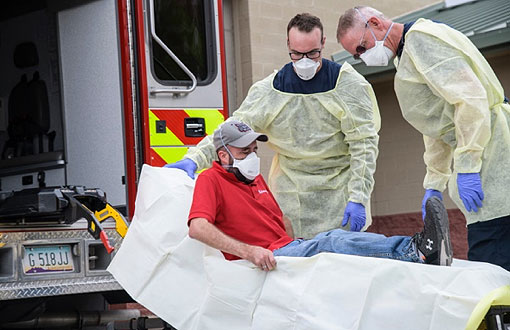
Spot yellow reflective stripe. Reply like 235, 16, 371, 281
152, 147, 189, 164
465, 285, 510, 330
149, 111, 183, 146
184, 109, 225, 135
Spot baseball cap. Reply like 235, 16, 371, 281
213, 120, 268, 150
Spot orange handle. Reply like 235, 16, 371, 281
100, 231, 115, 254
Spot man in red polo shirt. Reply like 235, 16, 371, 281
188, 120, 452, 270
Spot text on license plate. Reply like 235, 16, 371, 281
23, 245, 74, 274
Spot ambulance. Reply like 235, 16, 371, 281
0, 0, 228, 327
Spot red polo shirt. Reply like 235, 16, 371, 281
188, 162, 293, 260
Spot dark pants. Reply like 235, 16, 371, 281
468, 215, 510, 271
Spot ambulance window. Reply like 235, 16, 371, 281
151, 0, 216, 85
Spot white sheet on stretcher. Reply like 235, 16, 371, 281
108, 165, 510, 330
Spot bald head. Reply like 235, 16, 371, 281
336, 6, 402, 62
336, 6, 386, 41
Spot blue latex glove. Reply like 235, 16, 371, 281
341, 202, 366, 232
164, 158, 197, 179
421, 189, 443, 221
457, 173, 484, 212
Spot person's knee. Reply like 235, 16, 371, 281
324, 228, 348, 238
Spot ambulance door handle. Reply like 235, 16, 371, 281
184, 118, 205, 137
148, 0, 197, 96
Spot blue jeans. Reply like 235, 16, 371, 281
273, 229, 421, 263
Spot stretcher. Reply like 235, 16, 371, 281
108, 165, 510, 330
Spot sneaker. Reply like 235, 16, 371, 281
413, 196, 453, 266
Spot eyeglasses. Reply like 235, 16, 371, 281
353, 45, 366, 60
289, 49, 322, 60
353, 23, 368, 60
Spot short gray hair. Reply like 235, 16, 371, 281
336, 6, 386, 40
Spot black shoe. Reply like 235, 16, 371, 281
413, 196, 453, 266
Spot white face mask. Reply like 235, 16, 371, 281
292, 57, 320, 80
359, 22, 395, 67
231, 152, 260, 181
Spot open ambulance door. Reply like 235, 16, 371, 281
133, 0, 228, 170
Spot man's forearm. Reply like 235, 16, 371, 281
423, 135, 453, 191
185, 135, 217, 171
188, 217, 251, 259
188, 217, 277, 270
346, 135, 378, 205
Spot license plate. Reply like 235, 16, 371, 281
23, 245, 74, 274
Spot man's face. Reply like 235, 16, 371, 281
339, 24, 375, 59
287, 27, 324, 64
219, 141, 258, 166
338, 17, 388, 59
